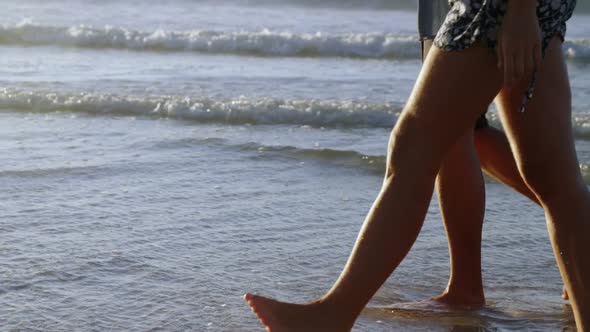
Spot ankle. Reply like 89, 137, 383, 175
310, 298, 358, 330
441, 288, 485, 305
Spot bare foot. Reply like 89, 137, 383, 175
427, 291, 485, 308
383, 293, 483, 313
244, 293, 353, 332
380, 299, 451, 312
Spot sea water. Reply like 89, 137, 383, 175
1, 0, 590, 330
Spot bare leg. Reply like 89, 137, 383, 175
475, 126, 539, 204
476, 119, 575, 302
495, 37, 590, 329
420, 39, 567, 308
245, 45, 504, 331
429, 105, 563, 307
421, 40, 486, 308
432, 92, 573, 305
431, 131, 486, 307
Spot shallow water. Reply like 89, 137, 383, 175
1, 0, 589, 330
0, 111, 577, 331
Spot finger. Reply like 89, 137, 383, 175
533, 42, 542, 72
525, 47, 535, 81
504, 50, 514, 87
496, 39, 503, 69
514, 51, 525, 84
496, 46, 503, 69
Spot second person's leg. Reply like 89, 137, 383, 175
423, 39, 487, 306
433, 130, 486, 306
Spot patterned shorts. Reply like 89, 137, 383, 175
434, 0, 577, 53
433, 0, 576, 112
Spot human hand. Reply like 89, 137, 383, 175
496, 1, 542, 88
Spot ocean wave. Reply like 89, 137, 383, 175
177, 138, 386, 174
3, 88, 590, 182
222, 0, 590, 12
3, 89, 590, 135
564, 39, 590, 60
2, 22, 589, 60
169, 137, 590, 182
227, 0, 417, 10
0, 21, 421, 59
238, 141, 386, 174
234, 140, 590, 183
4, 130, 590, 182
0, 88, 401, 127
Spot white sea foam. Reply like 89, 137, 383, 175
564, 39, 590, 60
0, 88, 401, 127
3, 88, 590, 137
0, 21, 420, 59
2, 21, 589, 60
3, 22, 588, 60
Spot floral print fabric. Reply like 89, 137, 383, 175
434, 0, 577, 53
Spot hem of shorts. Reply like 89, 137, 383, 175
433, 30, 566, 53
433, 36, 493, 52
419, 35, 436, 42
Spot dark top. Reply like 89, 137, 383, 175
417, 0, 450, 40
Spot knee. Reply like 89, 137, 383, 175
519, 165, 555, 201
519, 161, 586, 204
385, 113, 441, 180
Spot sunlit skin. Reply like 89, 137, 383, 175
245, 1, 589, 330
420, 39, 569, 307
